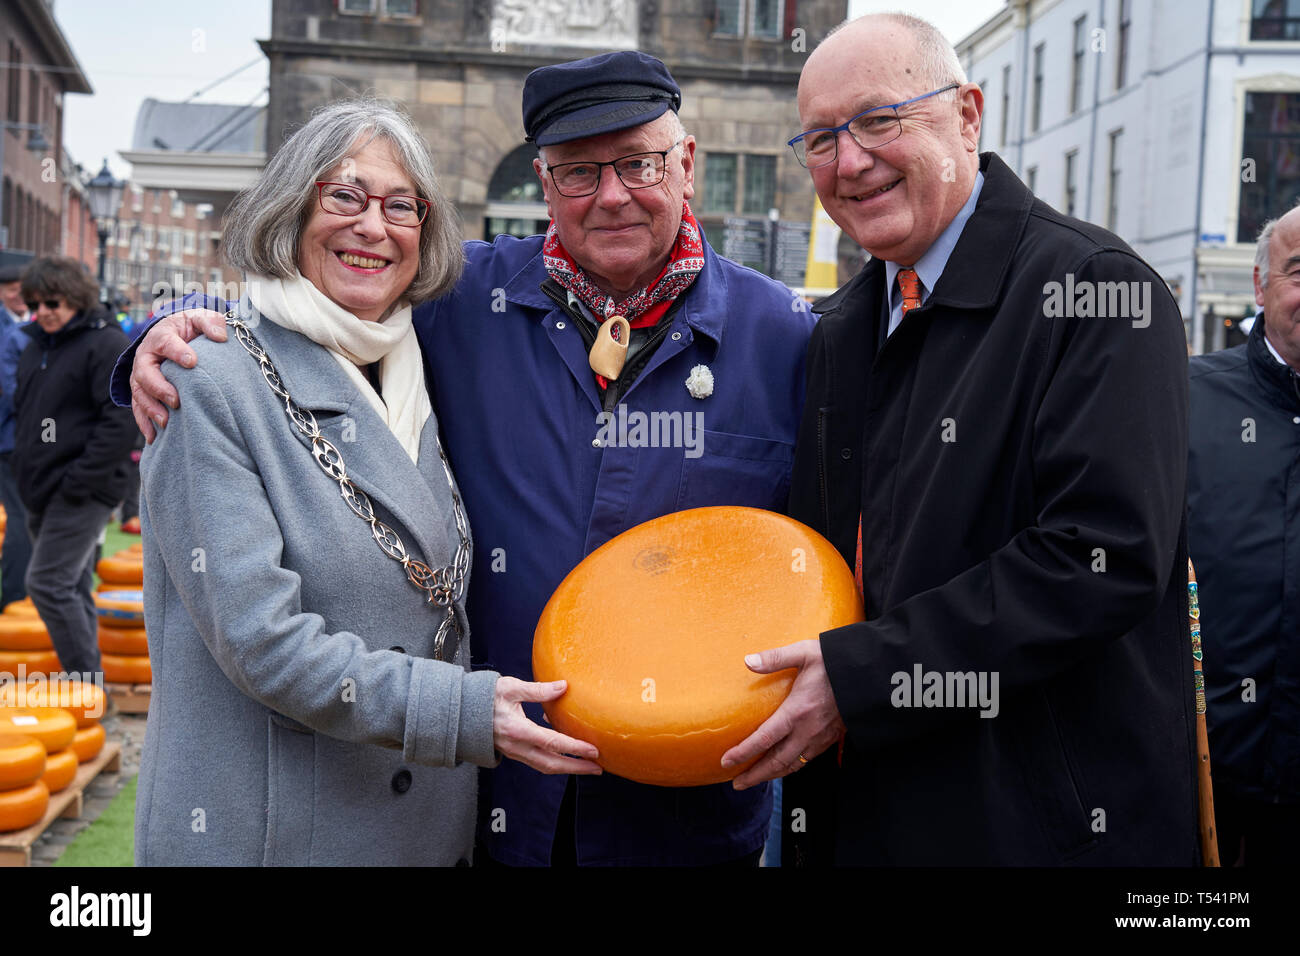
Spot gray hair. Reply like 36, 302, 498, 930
825, 11, 968, 98
222, 98, 463, 303
1257, 216, 1282, 289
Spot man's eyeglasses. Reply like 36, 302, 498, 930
545, 140, 685, 198
787, 84, 961, 169
315, 182, 431, 227
24, 298, 63, 312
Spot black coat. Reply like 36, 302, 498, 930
783, 152, 1200, 865
14, 308, 136, 514
1188, 317, 1300, 804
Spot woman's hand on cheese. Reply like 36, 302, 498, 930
493, 676, 602, 775
131, 308, 229, 442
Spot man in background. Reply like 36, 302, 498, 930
0, 262, 33, 608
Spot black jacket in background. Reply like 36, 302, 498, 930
1188, 317, 1300, 804
783, 152, 1200, 865
14, 308, 136, 514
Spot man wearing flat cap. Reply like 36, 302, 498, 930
115, 51, 815, 866
0, 262, 33, 609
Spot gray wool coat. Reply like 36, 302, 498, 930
134, 302, 499, 866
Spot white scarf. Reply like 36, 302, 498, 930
247, 273, 428, 463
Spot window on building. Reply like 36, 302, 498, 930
1071, 16, 1086, 114
174, 228, 186, 261
1, 178, 10, 245
1026, 166, 1038, 194
27, 69, 39, 129
142, 225, 154, 249
117, 222, 131, 244
742, 154, 777, 215
171, 191, 184, 218
340, 0, 375, 13
1107, 129, 1123, 232
157, 228, 170, 254
1238, 91, 1300, 242
339, 0, 418, 14
152, 191, 162, 214
384, 0, 417, 15
1064, 150, 1078, 217
6, 44, 20, 125
1031, 43, 1045, 133
715, 0, 784, 38
1000, 65, 1011, 149
132, 185, 143, 212
702, 153, 739, 214
1116, 0, 1131, 89
184, 230, 196, 254
1251, 0, 1300, 39
129, 231, 142, 260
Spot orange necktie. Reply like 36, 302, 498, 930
854, 268, 923, 593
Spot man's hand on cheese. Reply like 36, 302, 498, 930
130, 308, 228, 443
722, 639, 844, 789
493, 677, 602, 775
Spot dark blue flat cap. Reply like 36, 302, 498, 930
523, 51, 682, 146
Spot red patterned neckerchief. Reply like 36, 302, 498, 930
542, 201, 705, 332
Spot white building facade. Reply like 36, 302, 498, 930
957, 0, 1300, 354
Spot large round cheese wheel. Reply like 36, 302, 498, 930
0, 734, 46, 790
0, 649, 60, 677
0, 780, 49, 832
40, 747, 77, 793
71, 723, 105, 763
0, 618, 52, 651
1, 680, 106, 727
0, 707, 76, 753
100, 653, 151, 685
2, 599, 40, 618
96, 556, 143, 586
533, 506, 863, 786
98, 626, 148, 656
94, 590, 144, 625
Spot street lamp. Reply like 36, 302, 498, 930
0, 122, 52, 250
85, 160, 124, 294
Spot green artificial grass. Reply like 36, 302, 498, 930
53, 775, 137, 867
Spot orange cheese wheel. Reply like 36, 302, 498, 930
40, 747, 77, 793
95, 556, 143, 586
1, 680, 107, 727
71, 722, 105, 763
98, 626, 148, 656
124, 543, 143, 555
100, 653, 151, 685
0, 734, 46, 790
2, 599, 40, 618
94, 590, 144, 626
0, 707, 76, 753
0, 618, 52, 651
0, 649, 60, 677
0, 780, 48, 832
533, 506, 864, 786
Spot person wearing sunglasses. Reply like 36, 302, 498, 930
727, 12, 1199, 865
12, 257, 136, 675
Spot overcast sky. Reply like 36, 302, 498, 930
56, 0, 1005, 183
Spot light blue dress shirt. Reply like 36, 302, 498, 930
884, 170, 985, 337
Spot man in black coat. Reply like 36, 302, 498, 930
1187, 206, 1300, 866
15, 257, 135, 675
721, 12, 1200, 864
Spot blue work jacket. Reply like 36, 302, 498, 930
112, 231, 814, 865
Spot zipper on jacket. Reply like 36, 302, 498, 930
816, 407, 831, 535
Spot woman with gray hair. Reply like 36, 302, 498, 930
134, 99, 599, 866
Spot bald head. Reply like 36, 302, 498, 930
796, 13, 983, 265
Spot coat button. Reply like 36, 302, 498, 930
392, 768, 412, 794
671, 331, 682, 341
840, 447, 852, 460
389, 645, 405, 654
555, 321, 566, 330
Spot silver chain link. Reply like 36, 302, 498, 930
225, 311, 469, 662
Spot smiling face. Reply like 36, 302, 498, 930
797, 18, 982, 266
533, 112, 696, 300
1255, 209, 1300, 371
31, 297, 77, 334
0, 281, 24, 317
297, 137, 421, 322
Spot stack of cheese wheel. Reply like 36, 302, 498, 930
0, 707, 75, 829
94, 588, 150, 684
533, 506, 865, 786
2, 680, 108, 768
95, 546, 143, 593
0, 599, 59, 678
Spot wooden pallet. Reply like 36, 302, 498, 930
106, 682, 150, 714
0, 738, 123, 866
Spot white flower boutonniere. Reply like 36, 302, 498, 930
685, 364, 714, 399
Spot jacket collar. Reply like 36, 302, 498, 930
21, 308, 107, 347
1248, 314, 1300, 411
502, 228, 727, 346
814, 151, 1033, 320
